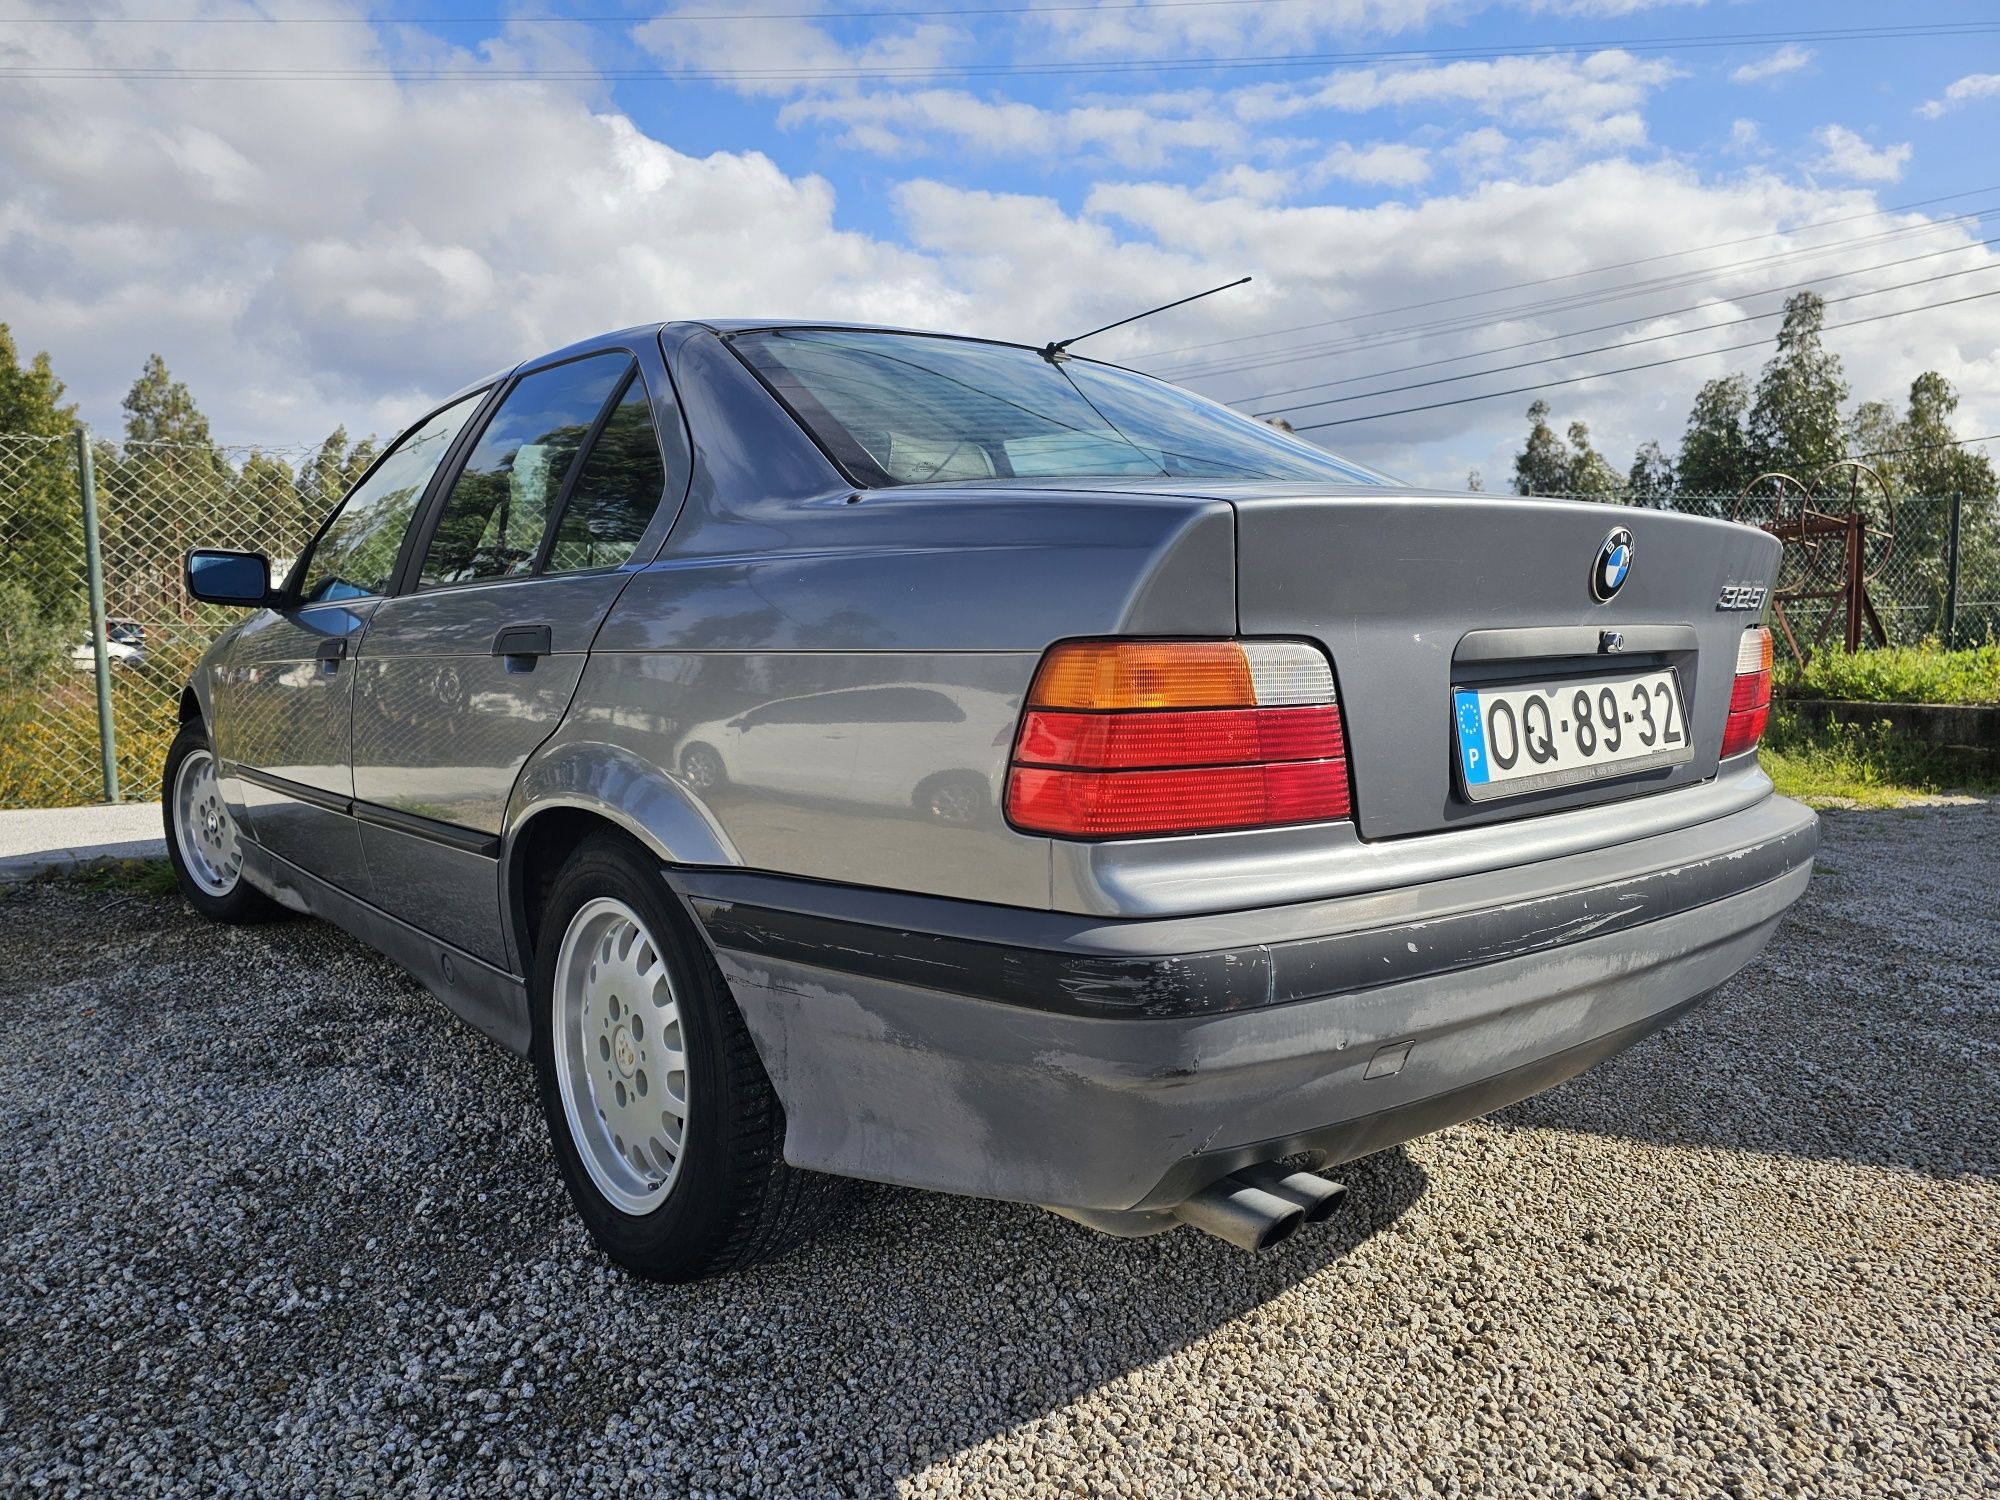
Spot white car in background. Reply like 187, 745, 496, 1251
68, 620, 145, 670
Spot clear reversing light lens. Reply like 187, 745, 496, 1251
1721, 626, 1773, 759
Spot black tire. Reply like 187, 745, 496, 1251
530, 832, 843, 1281
161, 719, 283, 924
680, 743, 725, 793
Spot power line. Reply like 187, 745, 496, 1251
1142, 183, 2000, 363
1156, 209, 1997, 383
1851, 431, 2000, 461
7, 19, 1997, 81
0, 0, 1309, 20
1289, 284, 2000, 433
1251, 241, 2000, 417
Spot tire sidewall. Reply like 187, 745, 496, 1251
529, 836, 747, 1276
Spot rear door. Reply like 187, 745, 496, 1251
349, 347, 688, 965
214, 392, 486, 894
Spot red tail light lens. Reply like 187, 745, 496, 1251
1005, 640, 1353, 838
1720, 627, 1772, 759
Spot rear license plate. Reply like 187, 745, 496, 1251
1453, 668, 1693, 801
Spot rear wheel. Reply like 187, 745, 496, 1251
161, 720, 281, 923
530, 833, 842, 1281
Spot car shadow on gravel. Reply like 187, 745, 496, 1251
0, 878, 1432, 1496
1488, 802, 1999, 1186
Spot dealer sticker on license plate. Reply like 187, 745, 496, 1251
1453, 668, 1693, 801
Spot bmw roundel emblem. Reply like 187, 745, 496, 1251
1592, 526, 1634, 603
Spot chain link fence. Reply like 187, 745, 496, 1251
1, 432, 1996, 809
1, 432, 333, 809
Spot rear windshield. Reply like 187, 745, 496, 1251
728, 328, 1389, 489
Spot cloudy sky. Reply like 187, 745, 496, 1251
3, 0, 1997, 488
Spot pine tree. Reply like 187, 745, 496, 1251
1677, 375, 1754, 494
1747, 292, 1849, 477
0, 325, 84, 658
1512, 400, 1571, 495
108, 355, 230, 625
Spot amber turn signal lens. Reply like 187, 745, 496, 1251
1028, 640, 1257, 711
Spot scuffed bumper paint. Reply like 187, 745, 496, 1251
693, 792, 1818, 1213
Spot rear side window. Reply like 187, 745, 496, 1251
298, 392, 483, 604
419, 354, 630, 588
545, 372, 667, 574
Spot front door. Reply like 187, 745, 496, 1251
350, 350, 682, 965
215, 392, 486, 894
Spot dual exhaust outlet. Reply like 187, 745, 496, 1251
1171, 1162, 1348, 1252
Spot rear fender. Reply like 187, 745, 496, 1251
501, 737, 739, 971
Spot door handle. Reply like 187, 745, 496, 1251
315, 638, 347, 672
491, 624, 554, 661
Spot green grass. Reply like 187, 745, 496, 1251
1772, 641, 2000, 705
1761, 706, 1999, 807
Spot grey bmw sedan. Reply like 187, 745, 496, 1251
168, 321, 1815, 1280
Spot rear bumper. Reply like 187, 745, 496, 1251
679, 790, 1817, 1214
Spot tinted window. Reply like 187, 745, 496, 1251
546, 373, 667, 574
729, 329, 1389, 489
419, 354, 629, 588
299, 393, 482, 604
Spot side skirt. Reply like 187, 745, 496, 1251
240, 841, 532, 1056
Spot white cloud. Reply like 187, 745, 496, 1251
776, 90, 1247, 170
900, 162, 2000, 487
1730, 45, 1812, 85
631, 11, 962, 99
1315, 141, 1432, 187
0, 1, 968, 445
1811, 125, 1912, 184
1, 0, 1993, 500
1727, 119, 1762, 152
1236, 50, 1678, 141
1919, 73, 2000, 120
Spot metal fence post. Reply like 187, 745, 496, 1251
1941, 490, 1963, 650
75, 425, 121, 803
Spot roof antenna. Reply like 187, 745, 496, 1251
1041, 276, 1252, 361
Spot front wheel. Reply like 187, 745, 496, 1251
161, 720, 281, 923
530, 833, 843, 1281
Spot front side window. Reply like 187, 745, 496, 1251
728, 329, 1390, 489
419, 354, 630, 588
298, 392, 483, 604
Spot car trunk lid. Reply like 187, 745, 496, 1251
1223, 487, 1780, 839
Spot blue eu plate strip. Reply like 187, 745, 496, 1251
1454, 689, 1490, 786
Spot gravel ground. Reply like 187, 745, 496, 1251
2, 803, 1995, 1499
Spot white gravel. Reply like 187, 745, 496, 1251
1, 802, 1995, 1498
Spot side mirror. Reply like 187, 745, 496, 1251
186, 549, 273, 607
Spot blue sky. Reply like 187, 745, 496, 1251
3, 0, 1997, 487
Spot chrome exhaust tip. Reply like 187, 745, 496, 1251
1231, 1162, 1349, 1224
1170, 1180, 1306, 1253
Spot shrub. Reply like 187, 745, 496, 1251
1772, 641, 2000, 705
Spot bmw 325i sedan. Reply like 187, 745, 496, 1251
169, 320, 1816, 1280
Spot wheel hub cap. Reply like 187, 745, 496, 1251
172, 748, 241, 898
551, 897, 690, 1215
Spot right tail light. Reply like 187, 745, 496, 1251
1720, 626, 1772, 759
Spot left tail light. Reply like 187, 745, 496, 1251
1004, 638, 1354, 838
1719, 626, 1772, 759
